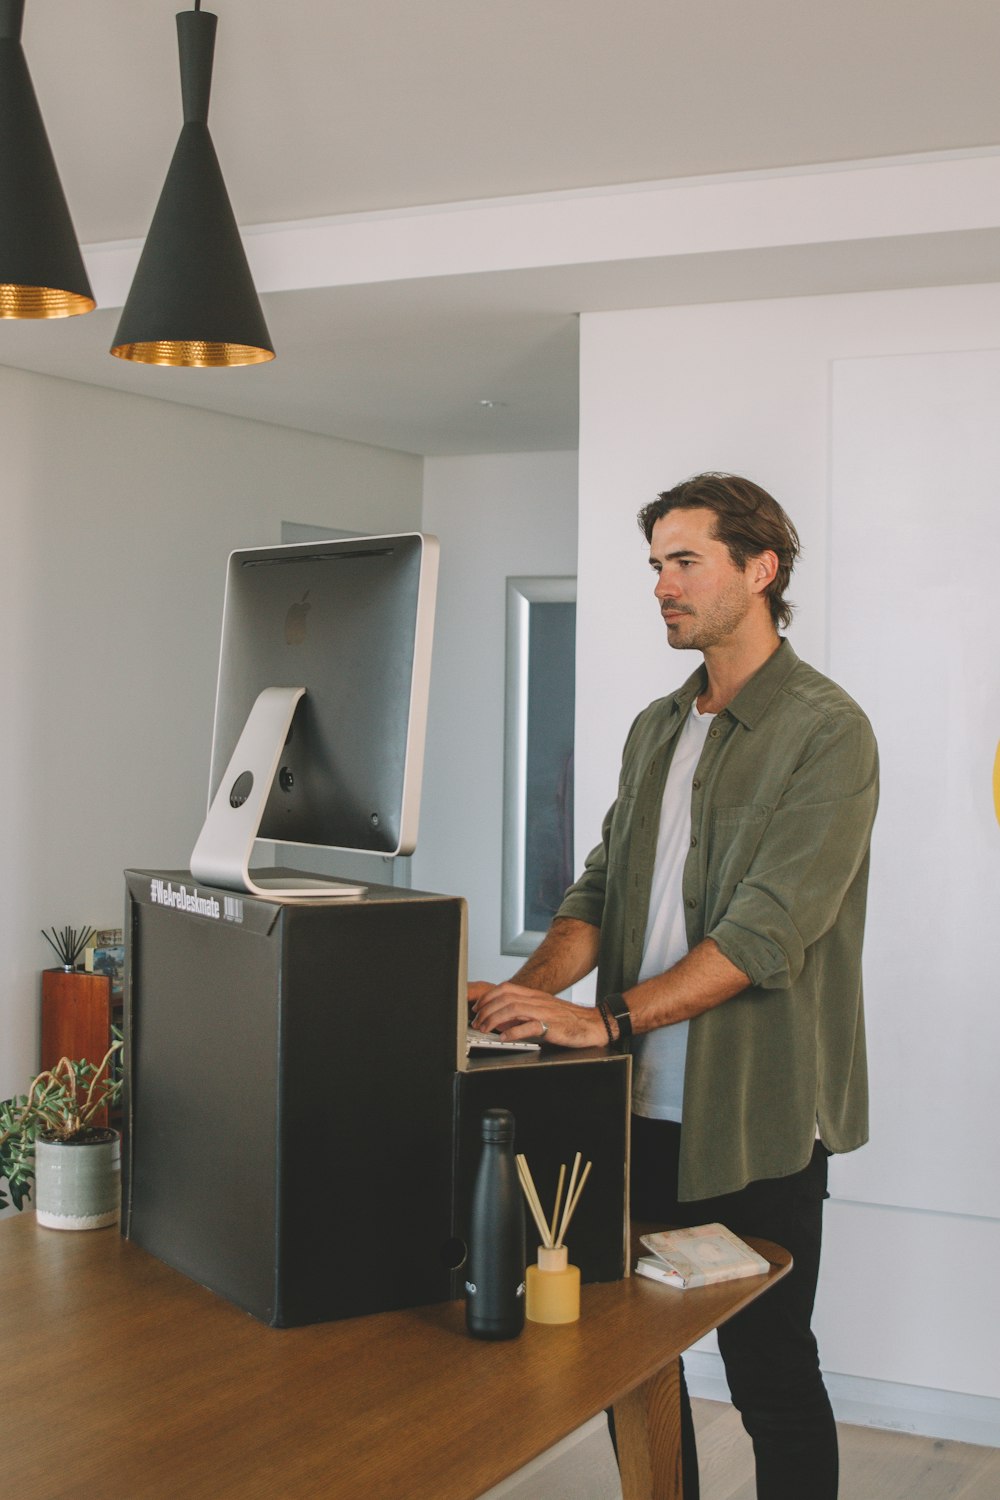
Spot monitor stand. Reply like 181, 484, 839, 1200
190, 686, 367, 901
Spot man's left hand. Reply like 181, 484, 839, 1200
471, 983, 609, 1049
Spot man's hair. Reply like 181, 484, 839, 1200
637, 472, 801, 630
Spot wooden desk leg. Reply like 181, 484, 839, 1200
613, 1356, 683, 1500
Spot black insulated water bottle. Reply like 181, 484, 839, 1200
465, 1108, 526, 1340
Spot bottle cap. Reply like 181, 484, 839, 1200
480, 1108, 515, 1143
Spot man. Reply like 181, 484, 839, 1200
471, 473, 878, 1500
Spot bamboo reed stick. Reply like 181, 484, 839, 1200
556, 1160, 592, 1247
516, 1155, 552, 1247
547, 1162, 566, 1247
555, 1153, 582, 1248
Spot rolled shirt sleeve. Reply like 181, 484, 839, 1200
706, 712, 879, 990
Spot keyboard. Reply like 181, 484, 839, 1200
466, 1027, 541, 1055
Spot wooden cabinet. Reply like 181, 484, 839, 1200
40, 970, 121, 1129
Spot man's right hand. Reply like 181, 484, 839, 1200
470, 981, 609, 1048
467, 917, 601, 1030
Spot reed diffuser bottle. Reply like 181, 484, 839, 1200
517, 1151, 590, 1324
465, 1108, 526, 1340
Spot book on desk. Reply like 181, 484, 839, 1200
636, 1222, 770, 1289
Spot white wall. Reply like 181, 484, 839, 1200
415, 451, 578, 981
577, 283, 1000, 1438
0, 368, 422, 1112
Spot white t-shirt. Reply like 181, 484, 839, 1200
631, 701, 715, 1122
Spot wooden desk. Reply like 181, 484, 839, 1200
1, 1215, 789, 1500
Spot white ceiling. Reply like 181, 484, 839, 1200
2, 0, 1000, 454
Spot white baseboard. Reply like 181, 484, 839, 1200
683, 1349, 1000, 1449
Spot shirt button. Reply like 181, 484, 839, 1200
692, 778, 701, 789
709, 727, 721, 738
686, 897, 697, 909
690, 836, 697, 847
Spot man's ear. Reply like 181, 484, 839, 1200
750, 550, 779, 595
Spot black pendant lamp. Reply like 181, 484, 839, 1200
0, 0, 95, 318
111, 3, 274, 367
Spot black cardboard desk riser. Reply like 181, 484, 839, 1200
123, 870, 629, 1326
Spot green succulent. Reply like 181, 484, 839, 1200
0, 1035, 122, 1213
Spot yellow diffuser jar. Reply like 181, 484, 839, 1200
526, 1244, 581, 1324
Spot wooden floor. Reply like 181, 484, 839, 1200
691, 1399, 1000, 1500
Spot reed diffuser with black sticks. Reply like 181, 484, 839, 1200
42, 926, 95, 972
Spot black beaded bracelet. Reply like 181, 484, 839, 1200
595, 998, 616, 1045
602, 993, 633, 1042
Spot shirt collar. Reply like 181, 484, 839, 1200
667, 638, 800, 730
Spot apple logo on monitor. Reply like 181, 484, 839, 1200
285, 591, 311, 646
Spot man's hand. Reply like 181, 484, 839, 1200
469, 981, 608, 1049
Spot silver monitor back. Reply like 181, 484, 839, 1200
193, 533, 438, 896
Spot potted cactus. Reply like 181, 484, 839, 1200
0, 1038, 122, 1229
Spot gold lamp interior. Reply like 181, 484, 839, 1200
111, 338, 275, 368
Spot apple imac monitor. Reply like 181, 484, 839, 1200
190, 532, 438, 900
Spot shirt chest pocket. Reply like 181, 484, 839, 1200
704, 802, 774, 902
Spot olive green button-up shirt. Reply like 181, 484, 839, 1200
557, 639, 878, 1201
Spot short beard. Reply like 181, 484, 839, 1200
662, 584, 752, 651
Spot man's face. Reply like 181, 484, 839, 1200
649, 507, 765, 652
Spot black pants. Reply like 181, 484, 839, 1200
629, 1115, 838, 1500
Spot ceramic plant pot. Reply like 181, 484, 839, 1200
34, 1132, 121, 1230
